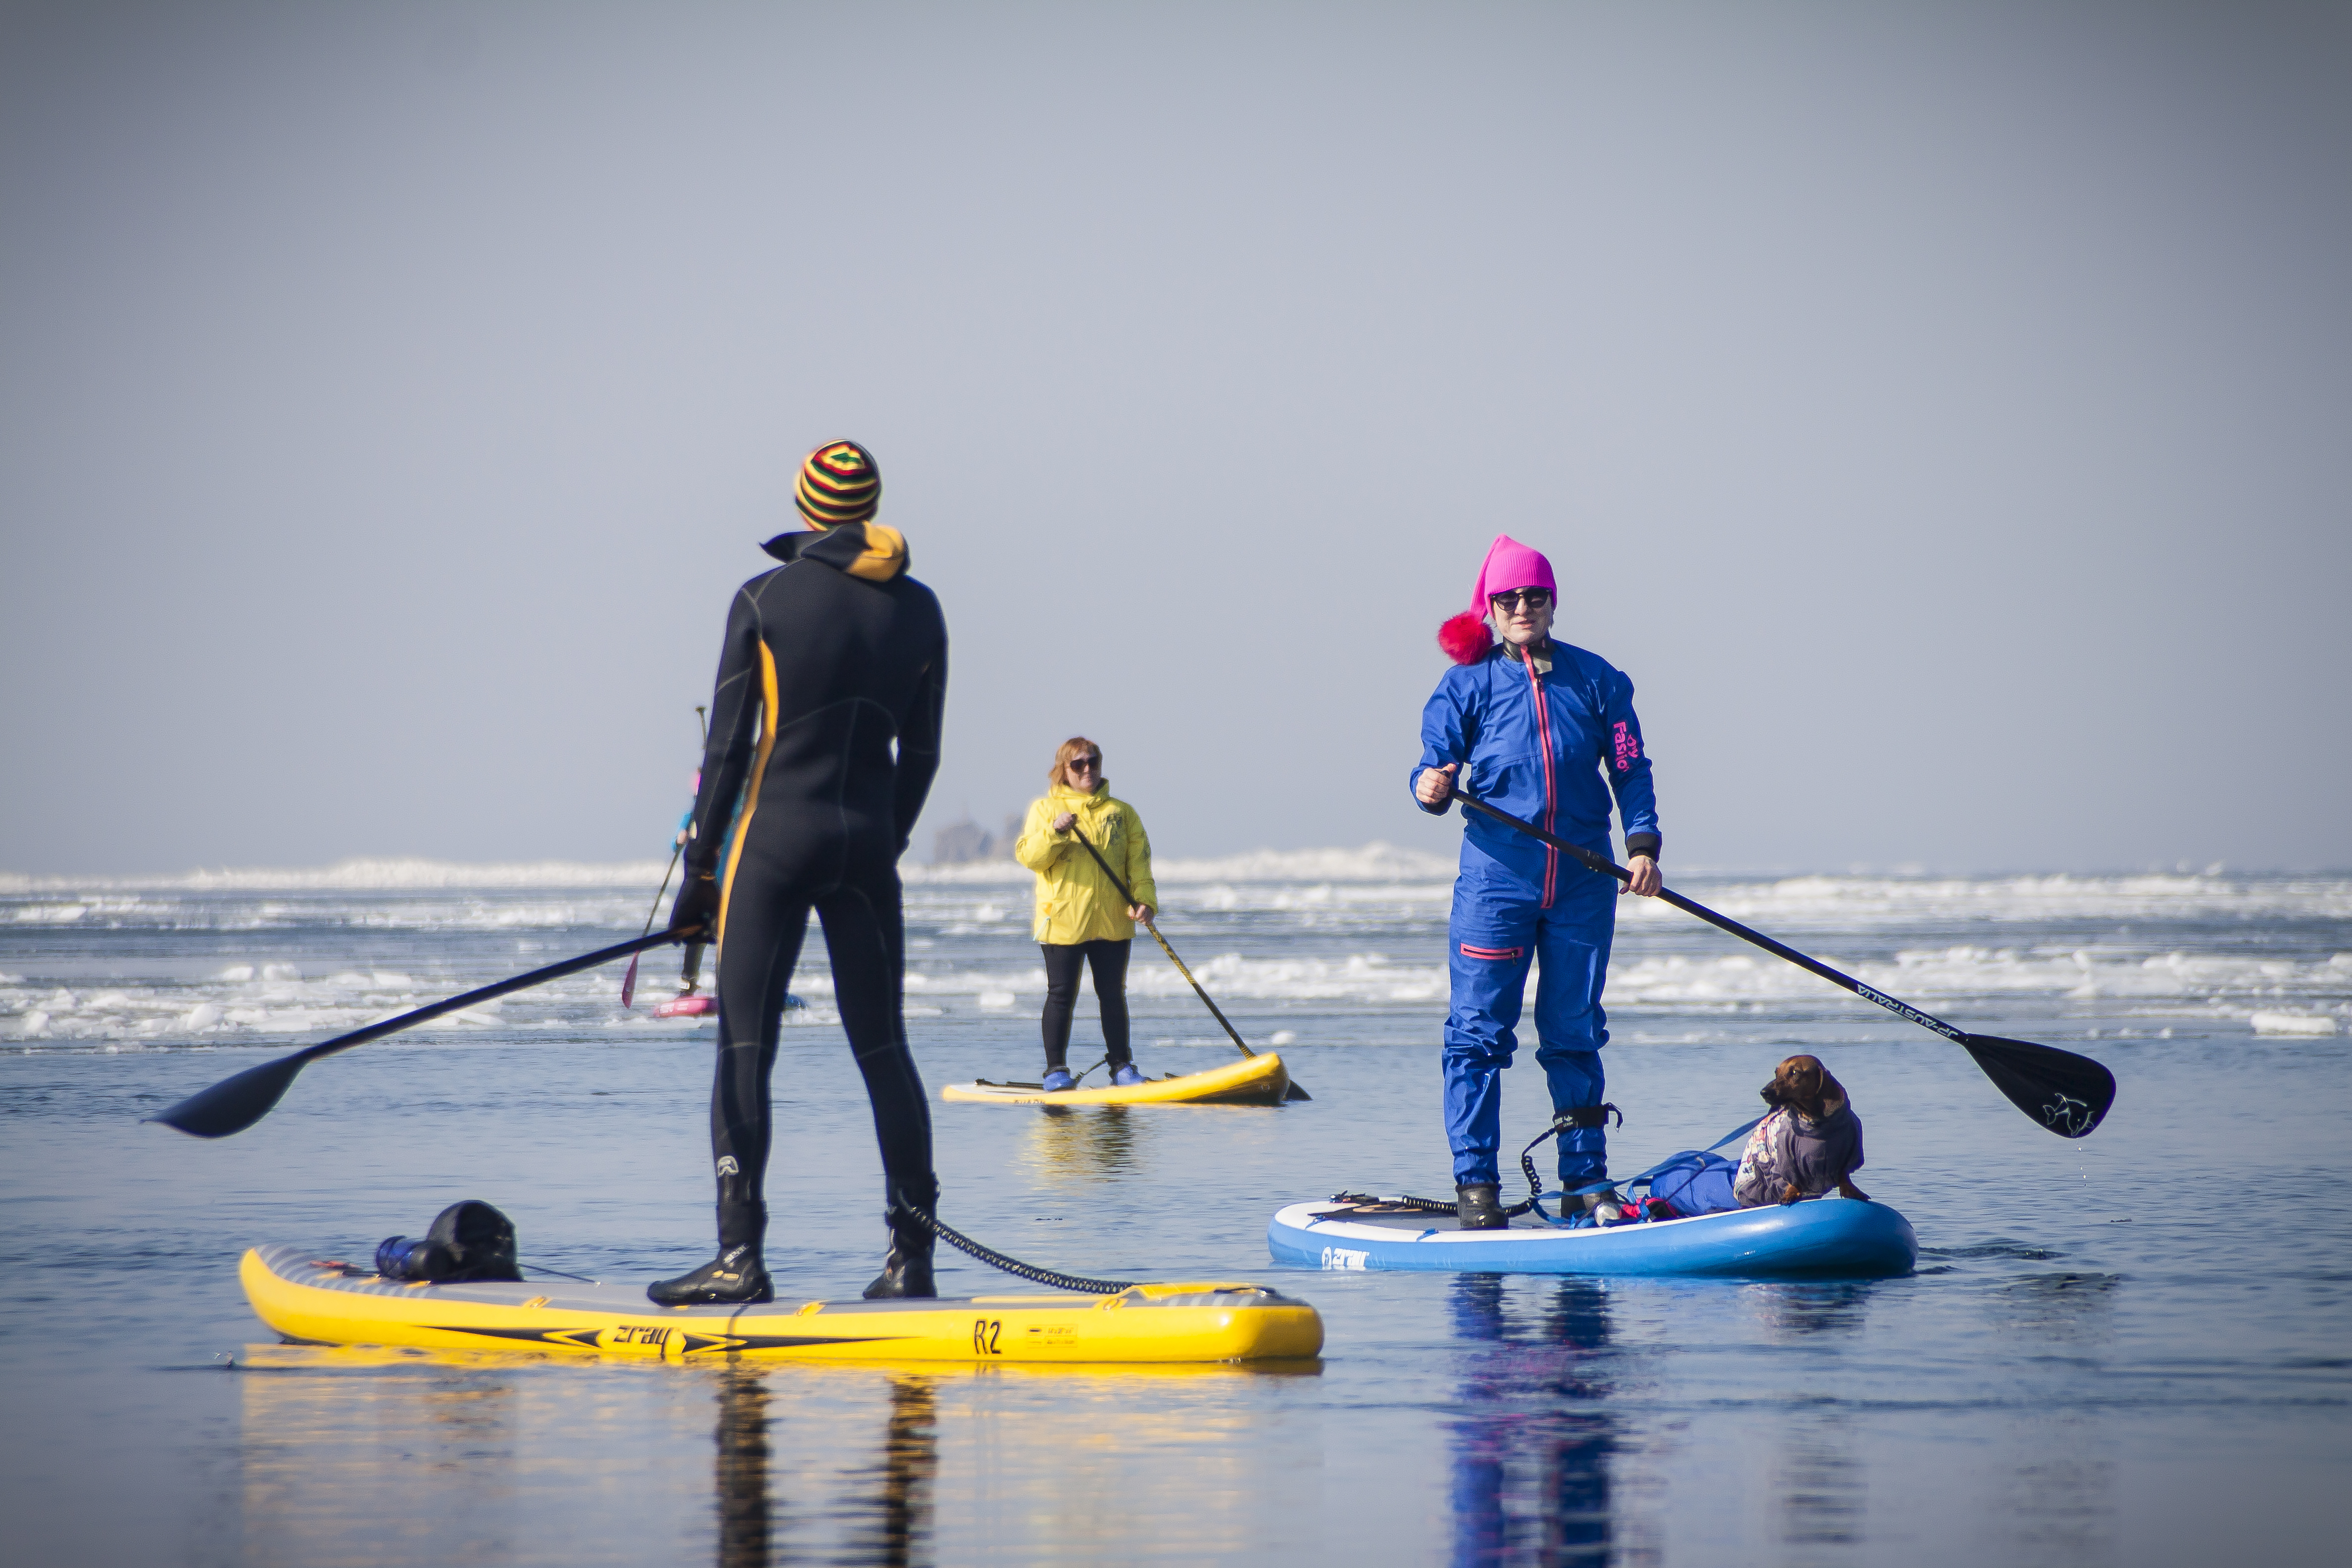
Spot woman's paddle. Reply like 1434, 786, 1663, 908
1069, 825, 1311, 1101
619, 844, 683, 1009
147, 927, 701, 1139
1449, 792, 2115, 1137
623, 705, 709, 1008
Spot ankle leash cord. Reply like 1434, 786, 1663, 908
897, 1205, 1140, 1296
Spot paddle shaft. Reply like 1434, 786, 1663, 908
148, 925, 712, 1137
621, 843, 685, 1008
626, 709, 708, 1007
288, 928, 694, 1071
1069, 826, 1255, 1059
1453, 793, 1986, 1043
639, 845, 684, 938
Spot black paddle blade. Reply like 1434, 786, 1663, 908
1960, 1034, 2115, 1138
145, 1054, 305, 1138
1284, 1081, 1313, 1102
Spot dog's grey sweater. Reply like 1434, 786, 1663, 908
1733, 1102, 1865, 1206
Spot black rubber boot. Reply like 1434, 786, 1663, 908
647, 1244, 773, 1306
1456, 1182, 1509, 1230
863, 1182, 939, 1300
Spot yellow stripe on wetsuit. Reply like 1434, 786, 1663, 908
716, 643, 781, 951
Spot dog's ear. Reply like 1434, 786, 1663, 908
1779, 1055, 1826, 1096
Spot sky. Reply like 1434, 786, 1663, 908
2, 1, 2346, 877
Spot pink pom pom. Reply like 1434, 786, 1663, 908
1437, 611, 1493, 665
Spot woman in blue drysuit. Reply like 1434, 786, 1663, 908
1411, 534, 1662, 1229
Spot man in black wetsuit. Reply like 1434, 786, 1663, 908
650, 440, 948, 1306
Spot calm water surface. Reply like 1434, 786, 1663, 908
2, 864, 2348, 1564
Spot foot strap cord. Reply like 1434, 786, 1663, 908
1341, 1191, 1538, 1218
1517, 1104, 1622, 1221
1361, 1104, 1624, 1221
898, 1205, 1139, 1296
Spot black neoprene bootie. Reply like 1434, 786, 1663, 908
863, 1185, 939, 1299
862, 1238, 935, 1300
1456, 1182, 1508, 1230
647, 1245, 773, 1307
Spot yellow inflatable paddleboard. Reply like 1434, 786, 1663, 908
940, 1052, 1293, 1106
241, 1246, 1322, 1364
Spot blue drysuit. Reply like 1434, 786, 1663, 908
1412, 640, 1660, 1188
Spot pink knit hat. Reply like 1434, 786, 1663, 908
1437, 534, 1556, 664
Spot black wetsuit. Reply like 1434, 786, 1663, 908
682, 523, 947, 1252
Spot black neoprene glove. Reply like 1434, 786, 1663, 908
670, 873, 720, 938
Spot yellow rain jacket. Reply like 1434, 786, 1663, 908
1014, 783, 1159, 945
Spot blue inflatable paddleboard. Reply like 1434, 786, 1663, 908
1267, 1195, 1916, 1278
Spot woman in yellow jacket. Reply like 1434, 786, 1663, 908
1013, 736, 1159, 1091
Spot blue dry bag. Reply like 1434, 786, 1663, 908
1640, 1151, 1740, 1217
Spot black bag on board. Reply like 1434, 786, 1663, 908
374, 1200, 523, 1283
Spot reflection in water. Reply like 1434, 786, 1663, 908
838, 1377, 937, 1568
1773, 1426, 1865, 1551
1021, 1104, 1148, 1190
1740, 1279, 1874, 1548
1448, 1275, 1616, 1568
234, 1347, 1298, 1563
1985, 1273, 2120, 1564
714, 1371, 773, 1568
714, 1370, 937, 1568
1996, 1271, 2121, 1339
1740, 1278, 1876, 1337
239, 1358, 538, 1566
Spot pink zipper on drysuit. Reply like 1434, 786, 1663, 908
1523, 653, 1558, 906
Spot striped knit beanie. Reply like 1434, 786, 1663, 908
794, 441, 882, 528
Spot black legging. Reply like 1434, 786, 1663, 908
711, 817, 933, 1252
1040, 939, 1131, 1070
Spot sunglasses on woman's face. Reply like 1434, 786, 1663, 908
1489, 588, 1552, 611
1067, 756, 1101, 772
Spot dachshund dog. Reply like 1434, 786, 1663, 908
1740, 1054, 1870, 1206
1761, 1054, 1842, 1118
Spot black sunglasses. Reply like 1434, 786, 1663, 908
1066, 755, 1101, 771
1489, 588, 1552, 610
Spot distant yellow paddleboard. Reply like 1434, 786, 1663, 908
241, 1247, 1322, 1365
940, 1052, 1293, 1106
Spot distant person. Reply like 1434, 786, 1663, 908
1013, 738, 1158, 1091
1411, 535, 1662, 1229
654, 440, 949, 1306
1734, 1054, 1869, 1206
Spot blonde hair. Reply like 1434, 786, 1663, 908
1049, 736, 1103, 787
